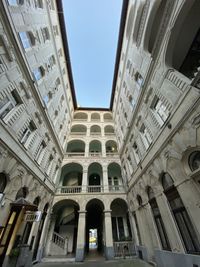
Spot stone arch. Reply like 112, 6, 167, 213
126, 5, 135, 39
71, 124, 87, 134
89, 140, 102, 154
90, 125, 101, 135
66, 139, 86, 153
165, 0, 200, 79
74, 112, 88, 120
60, 163, 83, 187
91, 112, 100, 121
144, 0, 167, 53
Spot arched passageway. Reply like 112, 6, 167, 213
85, 199, 104, 258
48, 200, 80, 256
88, 163, 102, 192
60, 163, 83, 191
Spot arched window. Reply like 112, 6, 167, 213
189, 151, 200, 171
162, 173, 200, 253
33, 196, 41, 207
147, 186, 171, 250
0, 173, 7, 193
137, 195, 143, 206
15, 186, 29, 200
166, 0, 200, 80
126, 6, 134, 39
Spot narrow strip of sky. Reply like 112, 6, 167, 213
62, 0, 123, 108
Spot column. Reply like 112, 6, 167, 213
75, 211, 86, 262
177, 179, 200, 239
82, 167, 88, 193
102, 140, 106, 157
103, 165, 109, 192
129, 211, 139, 244
85, 141, 89, 157
156, 193, 185, 253
44, 214, 56, 256
37, 212, 51, 261
104, 210, 114, 260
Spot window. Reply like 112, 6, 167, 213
19, 32, 31, 49
15, 187, 28, 200
133, 142, 140, 164
8, 0, 24, 5
147, 186, 171, 250
140, 124, 152, 150
151, 96, 169, 126
0, 173, 7, 204
41, 27, 50, 42
33, 66, 45, 81
112, 217, 125, 241
20, 121, 36, 145
53, 25, 59, 36
135, 72, 143, 87
35, 141, 46, 162
47, 55, 56, 70
162, 173, 200, 253
34, 0, 43, 8
0, 89, 22, 120
189, 151, 200, 171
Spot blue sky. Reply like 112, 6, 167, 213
62, 0, 123, 108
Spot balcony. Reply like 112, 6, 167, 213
56, 185, 126, 194
65, 152, 85, 157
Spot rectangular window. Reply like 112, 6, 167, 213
140, 124, 152, 150
150, 199, 171, 251
0, 90, 21, 119
19, 32, 31, 49
8, 0, 18, 5
33, 68, 42, 81
151, 96, 169, 126
20, 121, 36, 145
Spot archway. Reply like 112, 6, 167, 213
110, 198, 133, 257
60, 163, 83, 188
51, 200, 80, 256
88, 163, 102, 192
85, 199, 104, 258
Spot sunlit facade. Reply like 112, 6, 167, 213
0, 0, 200, 267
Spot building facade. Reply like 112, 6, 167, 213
0, 0, 200, 267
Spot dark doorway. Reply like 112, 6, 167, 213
86, 200, 104, 258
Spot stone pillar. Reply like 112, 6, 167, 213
102, 140, 106, 157
129, 211, 139, 244
37, 212, 51, 261
104, 210, 114, 260
45, 214, 56, 256
75, 211, 86, 262
82, 167, 88, 193
86, 126, 90, 137
176, 179, 200, 240
155, 193, 185, 253
103, 165, 109, 192
85, 141, 89, 157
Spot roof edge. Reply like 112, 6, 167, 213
56, 0, 77, 109
109, 0, 129, 110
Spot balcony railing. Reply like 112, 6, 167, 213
106, 152, 119, 157
87, 185, 103, 193
90, 132, 101, 135
113, 241, 136, 258
65, 152, 85, 157
56, 185, 125, 194
109, 185, 125, 192
70, 132, 86, 135
104, 132, 115, 135
57, 186, 82, 194
89, 152, 102, 157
